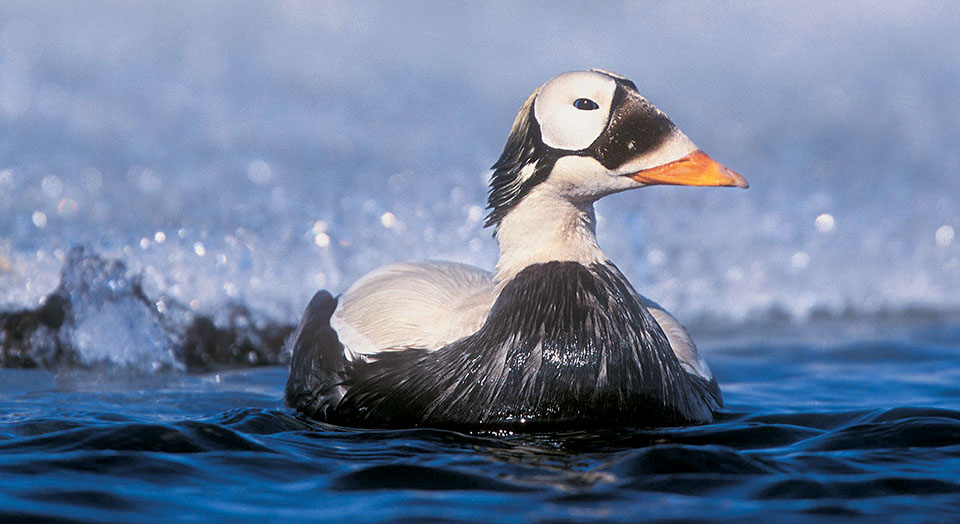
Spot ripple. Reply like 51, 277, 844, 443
756, 476, 960, 500
616, 444, 778, 476
23, 489, 138, 511
800, 416, 960, 451
0, 421, 271, 453
330, 464, 531, 492
2, 377, 960, 523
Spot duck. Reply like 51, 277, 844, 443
284, 69, 748, 429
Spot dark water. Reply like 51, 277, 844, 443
3, 323, 959, 523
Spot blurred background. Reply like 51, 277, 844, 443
1, 1, 959, 327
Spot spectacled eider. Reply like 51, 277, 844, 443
285, 69, 748, 429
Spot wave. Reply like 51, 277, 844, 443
3, 246, 959, 373
0, 247, 292, 372
2, 403, 959, 522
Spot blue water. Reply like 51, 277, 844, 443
3, 319, 959, 523
3, 2, 960, 522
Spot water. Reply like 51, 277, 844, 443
2, 323, 959, 523
2, 2, 960, 522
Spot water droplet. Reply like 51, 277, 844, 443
314, 232, 330, 247
193, 242, 206, 256
56, 198, 79, 218
31, 211, 47, 228
791, 251, 810, 270
137, 169, 162, 194
467, 205, 484, 223
247, 160, 273, 184
380, 212, 397, 229
154, 231, 167, 243
647, 249, 666, 266
935, 225, 955, 247
81, 167, 102, 192
140, 237, 150, 249
41, 174, 63, 199
815, 213, 835, 234
725, 266, 745, 282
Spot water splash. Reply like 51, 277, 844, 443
0, 248, 292, 372
1, 3, 959, 329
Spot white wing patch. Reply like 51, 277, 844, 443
331, 261, 496, 359
641, 296, 715, 381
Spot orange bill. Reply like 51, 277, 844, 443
628, 150, 748, 188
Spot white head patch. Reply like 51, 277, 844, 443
533, 71, 617, 151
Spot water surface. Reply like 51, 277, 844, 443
3, 319, 958, 523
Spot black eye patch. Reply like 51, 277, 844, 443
573, 98, 599, 111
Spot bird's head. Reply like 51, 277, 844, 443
486, 69, 747, 227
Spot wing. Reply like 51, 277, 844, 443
640, 295, 715, 382
331, 261, 496, 358
284, 290, 346, 418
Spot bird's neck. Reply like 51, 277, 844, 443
493, 187, 606, 286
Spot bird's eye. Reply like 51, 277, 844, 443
573, 98, 599, 111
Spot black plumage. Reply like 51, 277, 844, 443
285, 261, 721, 429
591, 84, 675, 170
283, 290, 346, 421
484, 92, 558, 228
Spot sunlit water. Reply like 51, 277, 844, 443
2, 3, 960, 522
